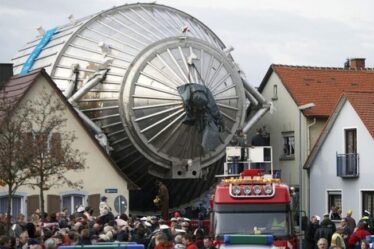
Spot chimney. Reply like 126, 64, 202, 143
0, 63, 13, 89
346, 58, 365, 70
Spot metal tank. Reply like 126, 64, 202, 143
12, 3, 269, 210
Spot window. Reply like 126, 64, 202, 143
337, 129, 359, 177
26, 132, 62, 158
62, 194, 84, 215
0, 196, 23, 222
281, 132, 295, 160
328, 191, 342, 220
272, 85, 278, 100
345, 129, 357, 154
362, 191, 374, 216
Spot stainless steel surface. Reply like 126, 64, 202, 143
12, 3, 269, 210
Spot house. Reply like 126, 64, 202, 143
0, 67, 137, 219
250, 58, 374, 215
304, 91, 374, 221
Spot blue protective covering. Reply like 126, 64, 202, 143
58, 244, 144, 249
20, 27, 57, 75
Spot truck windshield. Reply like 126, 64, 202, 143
214, 212, 290, 237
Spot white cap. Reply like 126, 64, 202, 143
160, 224, 170, 230
77, 206, 85, 212
315, 215, 321, 221
143, 221, 152, 227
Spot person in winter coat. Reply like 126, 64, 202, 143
156, 181, 169, 221
348, 222, 370, 249
305, 215, 320, 249
315, 214, 336, 247
331, 227, 345, 249
182, 234, 198, 249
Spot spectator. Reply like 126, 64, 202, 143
182, 234, 198, 249
156, 181, 169, 221
10, 214, 26, 238
345, 210, 356, 234
16, 231, 28, 249
360, 241, 369, 249
154, 233, 171, 249
44, 238, 57, 249
317, 238, 328, 249
331, 227, 345, 249
330, 207, 342, 221
340, 218, 352, 249
0, 235, 11, 249
203, 237, 216, 249
99, 196, 110, 217
79, 229, 91, 245
348, 221, 370, 249
315, 214, 335, 246
305, 215, 320, 249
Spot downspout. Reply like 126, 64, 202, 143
306, 117, 317, 216
307, 118, 317, 154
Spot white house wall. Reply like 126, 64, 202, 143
0, 76, 129, 216
250, 72, 302, 186
309, 101, 374, 221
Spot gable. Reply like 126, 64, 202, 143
12, 70, 137, 190
305, 96, 373, 170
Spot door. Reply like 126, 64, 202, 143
344, 129, 357, 174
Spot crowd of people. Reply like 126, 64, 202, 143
0, 196, 216, 249
305, 209, 374, 249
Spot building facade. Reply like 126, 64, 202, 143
0, 69, 136, 219
305, 92, 374, 221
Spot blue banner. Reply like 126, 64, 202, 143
20, 27, 57, 75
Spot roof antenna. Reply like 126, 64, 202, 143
344, 58, 350, 69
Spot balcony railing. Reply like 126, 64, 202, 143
336, 153, 359, 178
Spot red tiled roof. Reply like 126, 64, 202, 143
344, 91, 374, 139
0, 70, 42, 123
260, 65, 374, 117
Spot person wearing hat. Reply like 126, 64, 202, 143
305, 215, 320, 249
314, 214, 336, 247
345, 210, 356, 233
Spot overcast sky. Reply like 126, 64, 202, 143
1, 0, 374, 86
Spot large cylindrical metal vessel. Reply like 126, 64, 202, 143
12, 3, 267, 211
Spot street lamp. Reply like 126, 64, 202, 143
298, 102, 315, 248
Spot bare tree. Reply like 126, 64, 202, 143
26, 90, 86, 217
0, 94, 35, 230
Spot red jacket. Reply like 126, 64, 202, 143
186, 242, 198, 249
348, 228, 370, 248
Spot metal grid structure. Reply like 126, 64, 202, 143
12, 3, 269, 210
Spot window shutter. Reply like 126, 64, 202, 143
47, 195, 60, 215
87, 194, 100, 217
50, 133, 62, 160
27, 195, 40, 217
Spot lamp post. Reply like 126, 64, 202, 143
298, 103, 315, 249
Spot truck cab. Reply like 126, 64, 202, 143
211, 146, 297, 249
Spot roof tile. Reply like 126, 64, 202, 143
344, 91, 374, 139
272, 65, 374, 117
